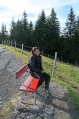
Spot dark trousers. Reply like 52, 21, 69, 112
31, 72, 50, 89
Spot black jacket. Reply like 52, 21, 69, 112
29, 54, 43, 73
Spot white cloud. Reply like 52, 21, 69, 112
0, 0, 79, 31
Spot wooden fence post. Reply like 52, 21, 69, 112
7, 40, 8, 45
15, 41, 16, 51
22, 43, 24, 55
4, 40, 5, 45
11, 41, 12, 47
52, 52, 57, 76
9, 40, 10, 45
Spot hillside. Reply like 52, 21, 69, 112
0, 45, 79, 119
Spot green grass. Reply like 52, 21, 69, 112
0, 44, 79, 117
54, 61, 79, 111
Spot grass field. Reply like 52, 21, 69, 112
0, 44, 79, 118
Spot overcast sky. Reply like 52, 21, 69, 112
0, 0, 79, 31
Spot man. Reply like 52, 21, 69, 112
29, 47, 50, 93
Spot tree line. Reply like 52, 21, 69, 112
0, 7, 79, 65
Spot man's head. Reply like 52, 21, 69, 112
31, 47, 40, 56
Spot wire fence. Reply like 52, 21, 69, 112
2, 40, 55, 58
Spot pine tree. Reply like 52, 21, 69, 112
1, 24, 8, 41
10, 18, 16, 41
64, 7, 76, 63
49, 8, 60, 38
28, 21, 33, 46
65, 7, 76, 40
74, 16, 79, 39
34, 10, 47, 51
46, 8, 60, 55
15, 19, 23, 44
22, 11, 29, 45
72, 16, 79, 64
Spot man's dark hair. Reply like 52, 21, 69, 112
31, 47, 39, 55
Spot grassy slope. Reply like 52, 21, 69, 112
0, 45, 79, 118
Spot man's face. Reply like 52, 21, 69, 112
34, 49, 40, 56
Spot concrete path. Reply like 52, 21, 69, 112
0, 46, 23, 111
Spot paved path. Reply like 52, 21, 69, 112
0, 46, 23, 111
0, 46, 79, 119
